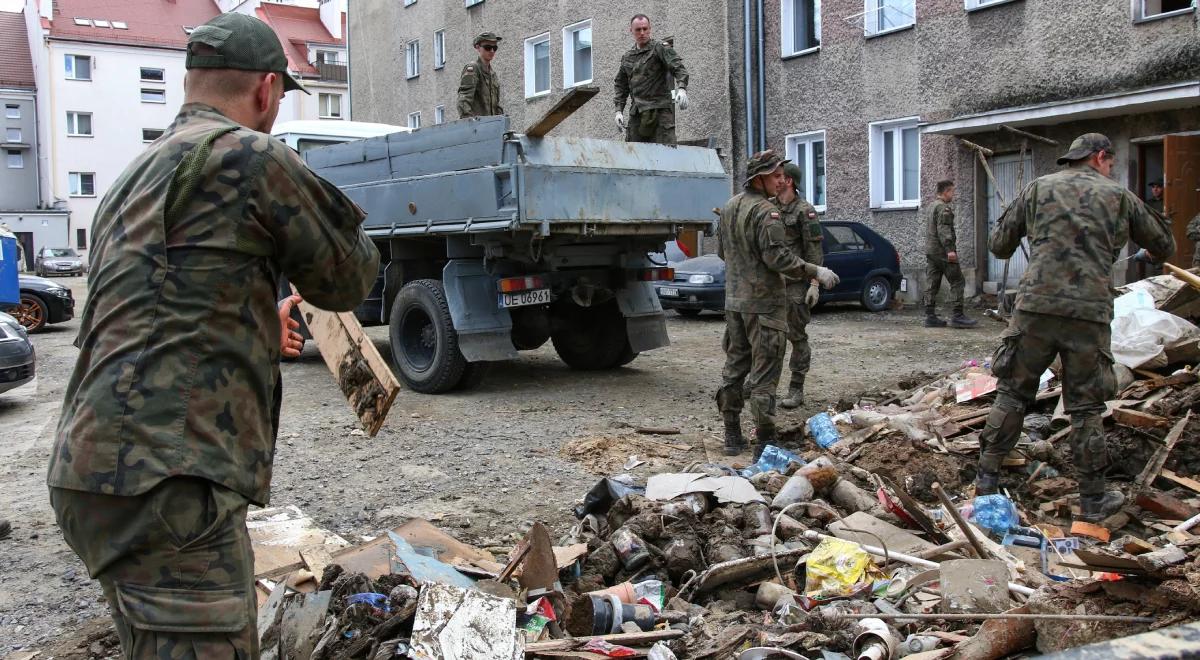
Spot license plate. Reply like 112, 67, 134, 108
498, 289, 551, 308
899, 278, 908, 293
58, 265, 73, 270
659, 287, 680, 297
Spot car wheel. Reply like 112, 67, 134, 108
861, 276, 894, 312
389, 279, 468, 394
13, 293, 48, 332
676, 308, 702, 317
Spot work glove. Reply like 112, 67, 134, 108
804, 282, 820, 307
615, 111, 627, 130
814, 266, 840, 290
673, 88, 689, 110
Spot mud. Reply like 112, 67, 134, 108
853, 440, 967, 502
337, 352, 388, 431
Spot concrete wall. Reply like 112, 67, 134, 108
0, 90, 38, 210
0, 210, 70, 269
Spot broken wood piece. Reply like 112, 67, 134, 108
1121, 537, 1157, 555
1136, 411, 1191, 486
524, 85, 599, 137
635, 427, 681, 436
299, 546, 334, 585
1111, 408, 1171, 430
1160, 469, 1200, 495
958, 139, 995, 157
1166, 262, 1200, 293
1136, 491, 1198, 521
1070, 520, 1111, 542
932, 482, 991, 560
999, 124, 1059, 146
525, 630, 684, 653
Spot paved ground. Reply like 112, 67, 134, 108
0, 276, 1001, 655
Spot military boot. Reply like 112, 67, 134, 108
723, 419, 747, 456
950, 313, 979, 329
1078, 491, 1126, 523
975, 471, 1000, 496
924, 315, 947, 328
752, 427, 777, 461
780, 378, 805, 409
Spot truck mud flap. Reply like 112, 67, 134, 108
442, 260, 518, 362
616, 282, 669, 353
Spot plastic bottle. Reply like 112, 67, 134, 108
771, 473, 815, 509
740, 444, 805, 477
973, 493, 1019, 536
807, 412, 841, 449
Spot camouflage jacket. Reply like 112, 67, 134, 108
718, 189, 817, 316
1188, 213, 1200, 267
925, 199, 956, 257
458, 58, 503, 118
990, 165, 1174, 324
775, 195, 823, 300
47, 103, 380, 505
614, 41, 689, 114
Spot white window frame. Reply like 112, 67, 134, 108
69, 171, 96, 197
965, 0, 1021, 10
868, 117, 920, 209
139, 67, 165, 82
6, 149, 22, 169
65, 54, 92, 81
142, 128, 164, 142
863, 0, 915, 37
140, 88, 166, 104
314, 49, 342, 65
561, 19, 593, 88
781, 0, 821, 58
434, 105, 445, 125
1132, 0, 1196, 22
524, 32, 552, 98
5, 104, 19, 119
433, 30, 446, 69
66, 111, 93, 137
465, 0, 484, 7
407, 112, 421, 129
404, 0, 416, 5
784, 130, 827, 212
5, 128, 20, 142
406, 40, 420, 79
319, 93, 343, 119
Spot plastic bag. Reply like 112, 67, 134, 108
973, 494, 1018, 536
804, 537, 883, 600
1111, 308, 1199, 369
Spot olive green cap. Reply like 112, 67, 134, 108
744, 150, 789, 186
186, 13, 309, 95
1057, 133, 1113, 165
473, 32, 502, 46
782, 162, 803, 188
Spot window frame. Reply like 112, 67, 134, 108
404, 0, 416, 6
783, 130, 828, 213
465, 0, 484, 7
561, 19, 593, 89
524, 32, 552, 98
823, 224, 871, 253
406, 39, 420, 79
76, 228, 87, 250
868, 117, 921, 210
69, 171, 96, 197
319, 93, 344, 119
5, 104, 20, 119
66, 111, 93, 137
5, 128, 21, 143
142, 128, 164, 142
434, 105, 445, 125
5, 149, 22, 169
64, 54, 92, 81
140, 88, 166, 104
781, 0, 821, 58
433, 30, 446, 69
863, 0, 915, 38
407, 111, 421, 129
139, 67, 165, 82
964, 0, 1021, 10
1132, 0, 1196, 22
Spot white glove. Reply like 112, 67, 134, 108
615, 111, 627, 130
673, 88, 689, 110
814, 266, 840, 290
804, 283, 820, 307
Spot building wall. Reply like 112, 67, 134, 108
0, 210, 70, 268
0, 90, 38, 210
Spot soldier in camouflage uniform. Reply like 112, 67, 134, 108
1188, 212, 1200, 267
614, 15, 689, 145
978, 133, 1174, 524
1147, 180, 1164, 214
774, 162, 825, 409
458, 32, 504, 118
923, 180, 977, 329
717, 150, 839, 458
47, 13, 380, 658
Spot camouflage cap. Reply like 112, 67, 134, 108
474, 32, 503, 46
186, 13, 309, 95
1056, 133, 1113, 165
781, 162, 803, 188
744, 150, 789, 186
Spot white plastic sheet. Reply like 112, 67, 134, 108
1110, 308, 1200, 369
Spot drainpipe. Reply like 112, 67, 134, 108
756, 0, 765, 152
743, 0, 753, 158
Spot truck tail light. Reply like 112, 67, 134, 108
638, 267, 674, 281
498, 275, 546, 293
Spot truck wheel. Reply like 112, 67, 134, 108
454, 361, 491, 391
615, 341, 639, 367
551, 299, 628, 370
389, 279, 467, 394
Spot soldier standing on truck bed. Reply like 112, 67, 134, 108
716, 150, 839, 459
976, 133, 1174, 525
46, 13, 380, 658
614, 14, 689, 145
774, 163, 825, 410
458, 32, 504, 119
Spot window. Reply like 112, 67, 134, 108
524, 33, 551, 97
5, 128, 20, 142
823, 225, 869, 252
93, 19, 110, 28
73, 17, 91, 26
319, 93, 343, 119
69, 172, 96, 196
76, 228, 87, 249
315, 49, 341, 64
404, 0, 416, 5
5, 104, 18, 119
781, 0, 821, 56
869, 118, 920, 208
113, 21, 127, 29
465, 0, 484, 7
141, 88, 166, 103
562, 20, 592, 87
406, 40, 420, 79
142, 128, 164, 142
434, 105, 445, 125
864, 0, 914, 36
407, 112, 421, 129
965, 0, 1019, 8
65, 54, 92, 80
5, 149, 22, 169
140, 67, 164, 82
1135, 0, 1194, 21
66, 111, 93, 136
784, 131, 827, 211
433, 30, 446, 69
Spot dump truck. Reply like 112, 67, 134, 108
304, 114, 729, 393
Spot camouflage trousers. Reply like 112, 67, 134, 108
978, 310, 1116, 495
924, 256, 965, 316
625, 108, 676, 145
50, 477, 257, 659
786, 295, 813, 384
716, 310, 786, 433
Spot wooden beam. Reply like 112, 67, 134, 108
1137, 411, 1191, 487
1000, 124, 1059, 146
959, 138, 995, 157
1166, 262, 1200, 293
1160, 469, 1200, 495
1111, 408, 1172, 430
525, 86, 599, 137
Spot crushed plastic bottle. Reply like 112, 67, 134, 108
739, 444, 805, 477
807, 412, 841, 449
973, 493, 1019, 536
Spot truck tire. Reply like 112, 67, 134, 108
551, 299, 628, 370
615, 341, 639, 367
454, 361, 492, 391
389, 279, 468, 394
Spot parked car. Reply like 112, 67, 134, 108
10, 274, 75, 332
655, 221, 904, 315
0, 311, 35, 395
34, 247, 85, 277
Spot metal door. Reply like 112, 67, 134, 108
985, 153, 1033, 285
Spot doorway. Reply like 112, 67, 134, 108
985, 152, 1034, 286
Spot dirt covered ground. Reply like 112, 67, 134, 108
0, 278, 1000, 656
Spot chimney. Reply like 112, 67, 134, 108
319, 0, 341, 40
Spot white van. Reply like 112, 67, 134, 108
271, 120, 409, 154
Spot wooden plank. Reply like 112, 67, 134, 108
525, 630, 684, 654
1166, 262, 1200, 292
1111, 408, 1171, 430
1136, 411, 1191, 486
525, 86, 599, 137
1160, 469, 1200, 495
295, 289, 401, 437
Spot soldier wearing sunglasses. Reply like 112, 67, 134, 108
458, 32, 504, 118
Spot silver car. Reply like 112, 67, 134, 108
35, 247, 85, 277
0, 311, 34, 394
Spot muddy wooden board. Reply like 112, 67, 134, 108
247, 505, 350, 577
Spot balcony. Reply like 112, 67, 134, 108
316, 62, 348, 83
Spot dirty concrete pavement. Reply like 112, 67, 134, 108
0, 276, 1000, 655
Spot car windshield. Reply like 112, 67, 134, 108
45, 248, 78, 258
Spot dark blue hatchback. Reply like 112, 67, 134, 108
656, 221, 905, 315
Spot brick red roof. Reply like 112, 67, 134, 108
48, 0, 221, 50
256, 2, 342, 78
0, 10, 36, 89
